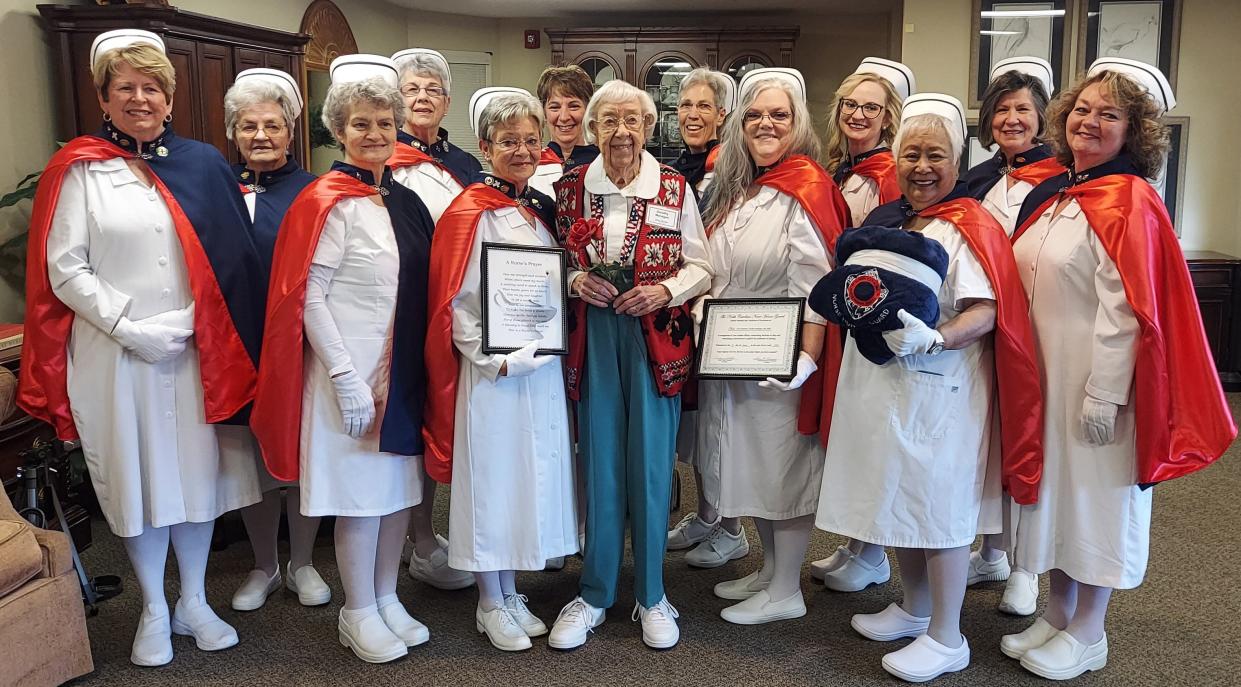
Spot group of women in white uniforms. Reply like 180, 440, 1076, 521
18, 22, 1233, 684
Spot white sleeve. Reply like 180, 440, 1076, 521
46, 163, 132, 334
1085, 232, 1139, 405
784, 200, 833, 325
942, 227, 996, 312
450, 212, 506, 381
659, 196, 713, 306
303, 206, 353, 376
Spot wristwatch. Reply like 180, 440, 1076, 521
927, 339, 946, 356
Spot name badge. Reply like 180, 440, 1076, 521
645, 204, 679, 230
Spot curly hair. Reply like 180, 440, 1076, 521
977, 70, 1049, 149
824, 73, 902, 175
224, 79, 298, 141
536, 65, 594, 105
321, 77, 406, 150
1045, 70, 1169, 179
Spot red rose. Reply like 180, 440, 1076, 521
566, 217, 603, 251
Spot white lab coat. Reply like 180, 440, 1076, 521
528, 161, 562, 199
446, 205, 578, 571
695, 187, 831, 519
815, 218, 999, 549
980, 175, 1037, 238
393, 161, 464, 223
839, 172, 882, 227
298, 198, 424, 517
48, 160, 260, 537
1010, 197, 1149, 589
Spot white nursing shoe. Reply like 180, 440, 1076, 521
171, 593, 239, 651
130, 603, 174, 667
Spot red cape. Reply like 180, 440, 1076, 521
1009, 157, 1065, 187
922, 198, 1045, 504
1014, 175, 1235, 484
539, 147, 562, 166
753, 154, 852, 446
20, 136, 256, 440
250, 171, 377, 481
389, 141, 458, 181
705, 146, 720, 173
422, 183, 520, 484
849, 150, 901, 206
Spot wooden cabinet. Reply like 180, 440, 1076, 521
1186, 251, 1241, 391
38, 3, 311, 165
545, 26, 798, 162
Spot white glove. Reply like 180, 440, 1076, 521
881, 308, 945, 358
138, 303, 195, 331
502, 340, 557, 378
331, 369, 376, 438
1081, 394, 1118, 445
758, 351, 818, 391
112, 316, 193, 364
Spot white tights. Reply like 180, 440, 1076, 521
752, 515, 814, 602
475, 570, 518, 611
335, 509, 412, 611
895, 545, 970, 648
1043, 569, 1112, 644
123, 520, 216, 607
240, 487, 321, 575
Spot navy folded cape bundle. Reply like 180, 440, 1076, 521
809, 225, 949, 364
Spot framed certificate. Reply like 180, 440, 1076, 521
481, 243, 568, 355
693, 298, 805, 381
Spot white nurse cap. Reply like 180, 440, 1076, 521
901, 93, 967, 143
469, 86, 533, 139
854, 57, 917, 101
235, 68, 304, 118
738, 67, 806, 105
990, 56, 1054, 97
1087, 57, 1176, 113
90, 29, 165, 65
329, 54, 400, 89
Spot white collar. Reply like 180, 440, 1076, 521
584, 150, 661, 200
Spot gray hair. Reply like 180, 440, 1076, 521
321, 77, 406, 149
893, 113, 964, 167
478, 92, 544, 143
703, 78, 821, 228
223, 79, 298, 142
394, 53, 451, 95
679, 67, 731, 111
584, 79, 657, 144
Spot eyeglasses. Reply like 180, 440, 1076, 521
400, 85, 446, 99
237, 122, 287, 137
491, 137, 541, 153
596, 113, 649, 132
677, 101, 716, 114
742, 110, 792, 124
840, 99, 884, 119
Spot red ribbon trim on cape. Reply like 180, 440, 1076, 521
1008, 157, 1065, 188
920, 198, 1045, 505
1013, 175, 1235, 485
848, 149, 902, 207
539, 147, 563, 166
250, 171, 377, 481
422, 183, 519, 484
20, 136, 256, 440
389, 142, 461, 186
751, 155, 851, 446
705, 146, 719, 173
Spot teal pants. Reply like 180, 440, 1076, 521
578, 305, 679, 609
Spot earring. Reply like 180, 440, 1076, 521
164, 113, 172, 123
102, 113, 112, 122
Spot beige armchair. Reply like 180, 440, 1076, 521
0, 482, 94, 686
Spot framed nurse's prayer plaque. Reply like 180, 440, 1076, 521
693, 298, 805, 381
480, 243, 568, 355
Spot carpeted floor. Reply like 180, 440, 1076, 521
68, 396, 1241, 686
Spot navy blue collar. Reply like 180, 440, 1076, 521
963, 142, 1053, 199
474, 171, 554, 228
862, 181, 972, 227
399, 127, 452, 156
549, 141, 600, 173
234, 158, 304, 193
1014, 154, 1143, 230
331, 160, 394, 195
101, 120, 174, 159
834, 146, 889, 185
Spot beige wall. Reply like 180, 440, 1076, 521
901, 0, 1238, 253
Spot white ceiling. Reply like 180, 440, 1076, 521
394, 0, 895, 19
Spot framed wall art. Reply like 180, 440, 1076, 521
969, 0, 1074, 107
1078, 0, 1181, 90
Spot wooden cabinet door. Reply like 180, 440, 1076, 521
197, 42, 234, 158
164, 36, 199, 142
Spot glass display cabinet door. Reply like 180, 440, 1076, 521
578, 57, 617, 89
643, 56, 696, 164
726, 55, 770, 85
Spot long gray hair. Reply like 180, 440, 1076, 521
703, 78, 821, 229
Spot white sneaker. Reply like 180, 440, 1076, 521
476, 606, 532, 651
633, 596, 680, 649
504, 593, 548, 637
548, 596, 605, 650
684, 525, 749, 569
667, 512, 718, 550
823, 548, 890, 592
809, 546, 851, 582
967, 550, 1011, 586
130, 603, 173, 667
286, 563, 332, 606
338, 606, 407, 663
171, 593, 238, 651
377, 597, 430, 647
720, 589, 807, 625
407, 534, 475, 590
999, 569, 1039, 616
713, 570, 770, 601
882, 633, 971, 682
231, 569, 281, 611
